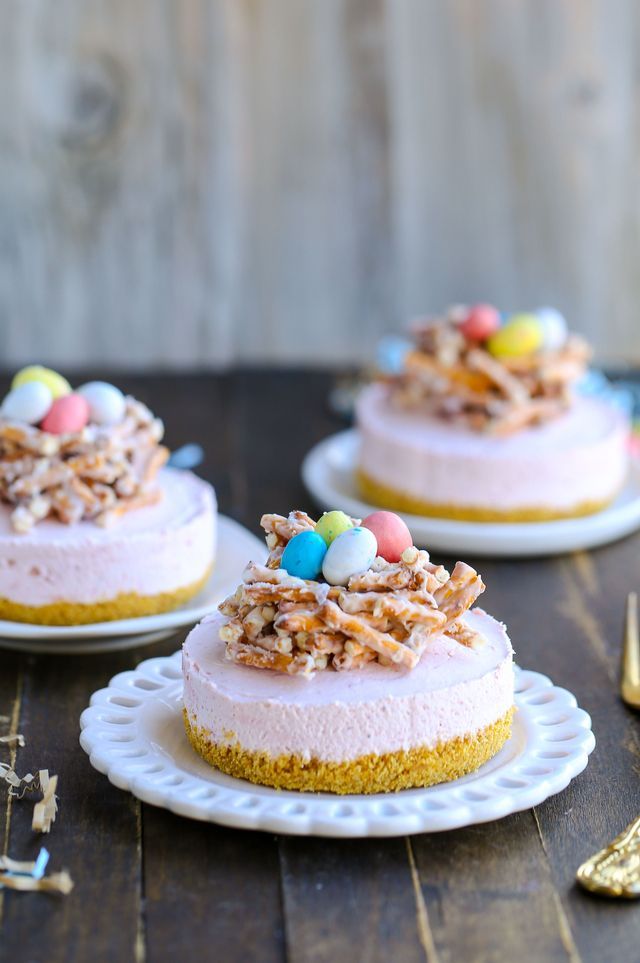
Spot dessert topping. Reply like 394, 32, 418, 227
281, 530, 327, 581
219, 510, 485, 677
361, 510, 413, 562
40, 394, 90, 435
78, 381, 126, 426
0, 368, 168, 532
537, 307, 569, 351
459, 304, 501, 342
1, 382, 53, 425
391, 305, 590, 434
12, 365, 71, 400
315, 509, 354, 546
487, 313, 543, 359
321, 526, 378, 586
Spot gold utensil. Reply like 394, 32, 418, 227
621, 591, 640, 710
577, 816, 640, 898
576, 592, 640, 897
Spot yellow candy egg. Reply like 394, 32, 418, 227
12, 365, 71, 400
315, 510, 353, 546
487, 314, 543, 359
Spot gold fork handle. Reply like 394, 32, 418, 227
621, 592, 640, 708
577, 814, 640, 898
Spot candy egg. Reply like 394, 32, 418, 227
78, 381, 126, 425
1, 381, 53, 425
40, 393, 90, 435
322, 527, 378, 587
281, 531, 327, 581
361, 511, 412, 563
315, 510, 354, 546
536, 307, 568, 352
487, 314, 543, 359
12, 365, 71, 400
458, 304, 501, 342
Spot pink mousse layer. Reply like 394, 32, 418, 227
182, 609, 514, 763
0, 468, 216, 606
357, 384, 629, 512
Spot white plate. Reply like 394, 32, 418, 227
80, 654, 595, 837
0, 515, 266, 644
0, 628, 182, 656
302, 429, 640, 558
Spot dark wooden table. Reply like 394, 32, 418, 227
1, 370, 640, 963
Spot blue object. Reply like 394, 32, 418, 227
578, 370, 637, 417
281, 531, 327, 581
32, 848, 50, 880
168, 443, 205, 470
376, 335, 413, 375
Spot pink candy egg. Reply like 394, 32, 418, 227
361, 511, 413, 563
40, 393, 90, 435
459, 304, 501, 342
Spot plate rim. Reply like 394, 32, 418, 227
0, 514, 266, 642
79, 653, 595, 838
301, 428, 640, 557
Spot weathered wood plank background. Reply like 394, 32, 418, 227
1, 0, 639, 369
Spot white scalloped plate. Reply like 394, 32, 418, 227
0, 515, 266, 650
79, 654, 595, 837
301, 429, 640, 558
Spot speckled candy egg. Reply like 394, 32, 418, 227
487, 314, 543, 359
281, 530, 327, 581
12, 365, 71, 400
78, 381, 126, 425
458, 304, 501, 342
315, 510, 354, 546
322, 526, 378, 586
40, 393, 90, 435
536, 307, 568, 352
361, 511, 412, 563
1, 381, 53, 425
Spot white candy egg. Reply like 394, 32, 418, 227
78, 381, 126, 425
1, 381, 53, 424
536, 308, 568, 351
322, 526, 378, 586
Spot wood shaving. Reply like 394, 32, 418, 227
0, 763, 59, 831
0, 761, 41, 799
219, 511, 485, 677
0, 850, 73, 895
32, 771, 58, 833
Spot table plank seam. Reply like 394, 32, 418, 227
278, 838, 297, 963
136, 801, 146, 963
0, 668, 24, 931
405, 837, 441, 963
557, 560, 616, 686
570, 552, 600, 599
532, 809, 583, 963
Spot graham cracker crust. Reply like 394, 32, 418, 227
0, 565, 212, 626
357, 468, 614, 524
184, 706, 515, 795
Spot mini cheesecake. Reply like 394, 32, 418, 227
357, 384, 629, 522
182, 509, 514, 795
356, 306, 630, 523
183, 608, 513, 795
0, 467, 216, 625
0, 369, 217, 625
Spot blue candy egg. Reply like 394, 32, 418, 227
281, 530, 327, 581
